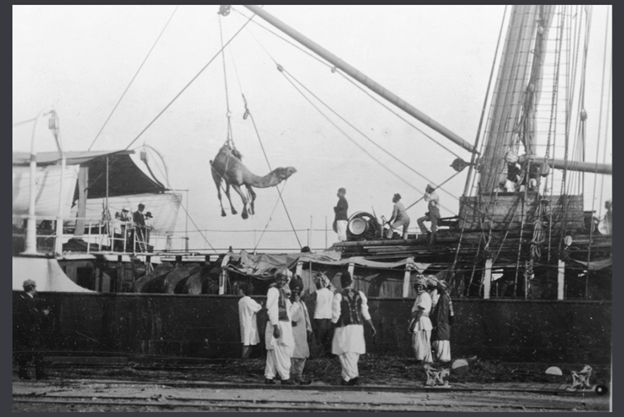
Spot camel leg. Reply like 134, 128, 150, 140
223, 182, 238, 215
246, 185, 256, 216
211, 165, 227, 217
231, 184, 249, 220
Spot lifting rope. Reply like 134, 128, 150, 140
89, 6, 179, 151
123, 12, 257, 151
219, 10, 301, 247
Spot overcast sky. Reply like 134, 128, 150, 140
13, 5, 612, 252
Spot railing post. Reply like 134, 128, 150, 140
296, 261, 303, 278
557, 259, 565, 300
483, 258, 493, 299
87, 221, 91, 253
23, 107, 56, 255
403, 257, 415, 298
219, 254, 230, 295
347, 263, 355, 284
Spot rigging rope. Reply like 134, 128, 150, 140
247, 110, 301, 248
88, 6, 179, 151
585, 7, 611, 296
280, 66, 459, 206
253, 182, 289, 252
143, 147, 218, 253
453, 5, 508, 272
232, 6, 465, 160
123, 11, 257, 151
239, 21, 467, 217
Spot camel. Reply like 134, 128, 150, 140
210, 144, 297, 219
135, 263, 220, 295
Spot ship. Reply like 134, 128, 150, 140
12, 5, 611, 364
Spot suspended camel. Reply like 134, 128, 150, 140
210, 143, 297, 219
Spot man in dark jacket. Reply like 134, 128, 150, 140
13, 279, 49, 380
333, 188, 349, 242
132, 203, 147, 251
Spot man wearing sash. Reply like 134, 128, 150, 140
264, 269, 295, 385
331, 272, 376, 386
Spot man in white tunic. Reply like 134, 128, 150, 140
331, 272, 377, 386
264, 269, 295, 385
238, 282, 262, 359
410, 276, 433, 363
310, 272, 334, 358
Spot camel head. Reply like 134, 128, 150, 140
272, 166, 297, 181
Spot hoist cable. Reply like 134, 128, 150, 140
89, 6, 179, 151
124, 11, 257, 151
218, 15, 234, 147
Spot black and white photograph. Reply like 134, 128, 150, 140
12, 5, 612, 412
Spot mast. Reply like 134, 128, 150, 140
243, 5, 477, 155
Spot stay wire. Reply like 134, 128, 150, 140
280, 66, 459, 205
89, 6, 179, 151
239, 20, 460, 214
232, 6, 463, 160
139, 146, 218, 253
246, 26, 463, 216
124, 11, 257, 151
253, 182, 289, 252
246, 112, 301, 248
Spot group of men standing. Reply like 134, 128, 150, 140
111, 203, 154, 252
333, 185, 441, 244
410, 275, 454, 364
240, 267, 457, 386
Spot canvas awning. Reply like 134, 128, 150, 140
13, 150, 167, 200
224, 250, 430, 280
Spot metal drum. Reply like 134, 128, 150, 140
348, 217, 368, 236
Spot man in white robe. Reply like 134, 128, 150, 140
238, 282, 262, 359
264, 269, 295, 385
331, 272, 376, 386
410, 276, 433, 363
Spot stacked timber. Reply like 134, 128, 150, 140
458, 193, 584, 232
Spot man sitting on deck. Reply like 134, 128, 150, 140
386, 193, 410, 239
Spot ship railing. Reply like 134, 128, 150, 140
12, 214, 189, 256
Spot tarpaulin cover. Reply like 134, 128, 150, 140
13, 150, 167, 200
570, 257, 612, 271
225, 250, 430, 280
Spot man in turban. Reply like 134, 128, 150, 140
331, 272, 376, 385
264, 269, 295, 385
409, 276, 433, 364
431, 280, 454, 363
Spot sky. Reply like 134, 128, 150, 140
12, 5, 612, 253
